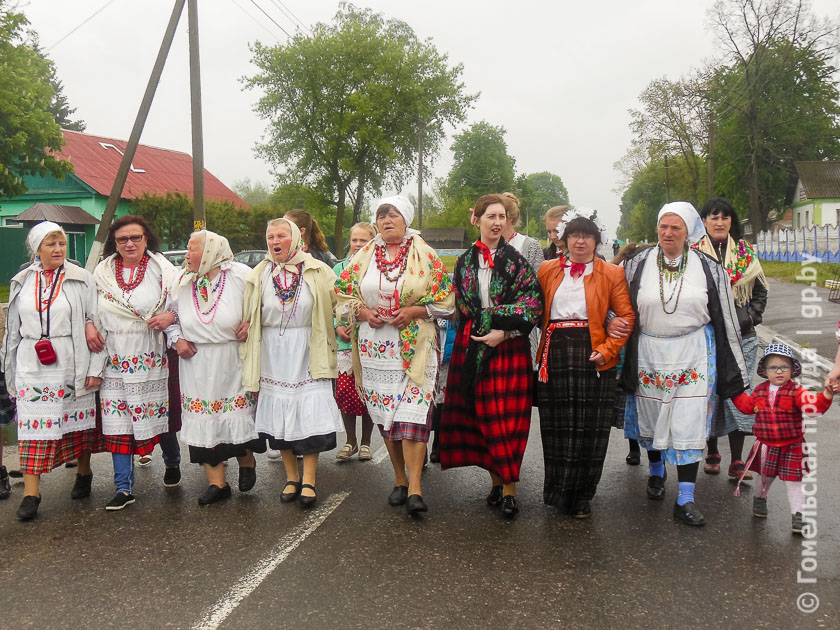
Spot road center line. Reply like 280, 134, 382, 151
191, 490, 351, 630
372, 444, 389, 464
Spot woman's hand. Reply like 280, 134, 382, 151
336, 325, 352, 342
85, 376, 102, 390
471, 329, 506, 348
390, 306, 427, 330
359, 308, 385, 329
85, 322, 105, 353
607, 316, 630, 339
825, 365, 840, 392
589, 351, 606, 366
236, 322, 250, 342
148, 311, 176, 331
175, 338, 197, 359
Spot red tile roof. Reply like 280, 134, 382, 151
56, 130, 248, 208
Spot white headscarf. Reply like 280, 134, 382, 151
657, 202, 706, 245
176, 229, 234, 298
264, 218, 310, 276
377, 195, 419, 236
27, 221, 65, 255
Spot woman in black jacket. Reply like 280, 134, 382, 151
694, 197, 768, 480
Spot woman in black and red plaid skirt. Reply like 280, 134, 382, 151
440, 194, 543, 518
536, 212, 635, 519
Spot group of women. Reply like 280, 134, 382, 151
1, 195, 767, 528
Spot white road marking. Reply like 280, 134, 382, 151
191, 490, 350, 630
372, 444, 389, 465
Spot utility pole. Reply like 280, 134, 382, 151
664, 153, 671, 203
188, 0, 205, 231
417, 119, 424, 231
85, 0, 186, 271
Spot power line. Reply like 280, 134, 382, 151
230, 0, 281, 41
270, 0, 310, 34
248, 0, 292, 39
46, 0, 119, 52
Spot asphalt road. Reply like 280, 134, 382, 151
2, 405, 838, 629
1, 275, 839, 629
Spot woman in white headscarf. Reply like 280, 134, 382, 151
2, 222, 105, 521
335, 196, 455, 515
620, 202, 748, 527
241, 218, 342, 508
164, 230, 263, 505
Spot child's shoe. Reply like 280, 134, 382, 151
752, 496, 768, 518
792, 512, 804, 535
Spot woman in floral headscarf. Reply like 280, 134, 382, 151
241, 218, 342, 508
440, 194, 542, 518
695, 197, 768, 479
166, 230, 263, 505
335, 196, 454, 515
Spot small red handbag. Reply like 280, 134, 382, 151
34, 338, 57, 365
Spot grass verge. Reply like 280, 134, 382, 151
759, 260, 840, 287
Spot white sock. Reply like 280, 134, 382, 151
755, 474, 775, 499
785, 481, 805, 514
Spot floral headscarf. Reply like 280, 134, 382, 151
177, 230, 233, 301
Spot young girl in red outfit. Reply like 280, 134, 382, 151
732, 343, 833, 535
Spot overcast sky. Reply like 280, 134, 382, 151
21, 0, 839, 236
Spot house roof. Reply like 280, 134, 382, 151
795, 161, 840, 199
55, 130, 248, 208
15, 203, 100, 225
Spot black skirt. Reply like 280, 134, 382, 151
189, 437, 266, 467
262, 431, 337, 456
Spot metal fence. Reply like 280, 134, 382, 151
756, 226, 840, 263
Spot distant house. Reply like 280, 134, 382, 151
791, 161, 840, 228
0, 129, 246, 263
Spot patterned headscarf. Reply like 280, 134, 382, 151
177, 229, 233, 300
264, 218, 309, 276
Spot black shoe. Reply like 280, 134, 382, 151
105, 492, 136, 511
501, 495, 520, 518
646, 469, 667, 500
280, 480, 301, 503
17, 495, 41, 521
573, 499, 591, 519
406, 494, 428, 515
65, 460, 78, 469
0, 466, 10, 500
238, 464, 257, 492
486, 485, 503, 507
163, 466, 181, 488
8, 469, 23, 478
673, 501, 706, 526
388, 485, 408, 507
198, 484, 231, 506
70, 473, 93, 499
299, 484, 317, 509
625, 451, 641, 466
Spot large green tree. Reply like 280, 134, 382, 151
0, 1, 72, 198
516, 171, 570, 236
244, 4, 475, 253
707, 0, 840, 231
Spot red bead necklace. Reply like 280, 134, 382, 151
374, 237, 412, 283
115, 254, 150, 292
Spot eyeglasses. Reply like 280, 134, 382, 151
764, 365, 792, 373
115, 235, 145, 244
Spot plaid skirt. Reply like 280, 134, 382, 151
439, 330, 532, 484
537, 328, 616, 509
748, 440, 808, 481
19, 401, 107, 475
379, 419, 430, 443
104, 433, 159, 456
335, 371, 367, 417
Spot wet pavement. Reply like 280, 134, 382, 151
1, 277, 839, 629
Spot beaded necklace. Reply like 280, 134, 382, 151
272, 263, 303, 303
657, 246, 688, 315
276, 275, 303, 336
192, 271, 226, 325
374, 237, 412, 283
115, 254, 149, 293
